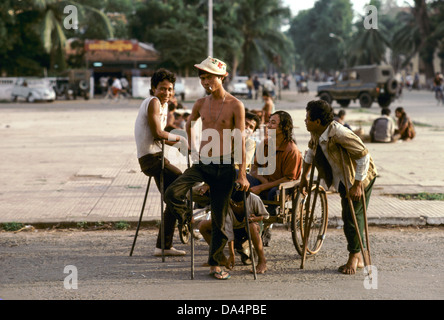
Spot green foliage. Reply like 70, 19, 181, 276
2, 222, 25, 231
395, 193, 444, 201
114, 220, 130, 230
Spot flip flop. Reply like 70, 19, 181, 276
209, 270, 231, 280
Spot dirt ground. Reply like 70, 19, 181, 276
0, 225, 443, 300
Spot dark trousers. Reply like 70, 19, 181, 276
138, 153, 182, 249
165, 162, 236, 266
338, 178, 376, 254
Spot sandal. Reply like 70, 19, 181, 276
209, 270, 231, 280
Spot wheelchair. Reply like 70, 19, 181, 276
179, 173, 329, 260
261, 177, 329, 257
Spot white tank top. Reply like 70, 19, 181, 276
134, 96, 168, 158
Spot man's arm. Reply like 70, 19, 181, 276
234, 101, 249, 191
186, 99, 202, 153
147, 98, 184, 146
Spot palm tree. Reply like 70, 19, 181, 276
235, 0, 293, 75
391, 0, 438, 80
348, 23, 391, 66
31, 0, 113, 72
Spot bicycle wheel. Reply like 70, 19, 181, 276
300, 185, 328, 255
290, 190, 304, 256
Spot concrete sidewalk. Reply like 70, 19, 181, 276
1, 89, 444, 227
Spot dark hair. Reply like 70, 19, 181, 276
245, 112, 261, 131
306, 100, 334, 126
381, 108, 390, 116
150, 68, 176, 96
231, 189, 250, 202
271, 110, 295, 143
338, 110, 346, 117
395, 106, 405, 115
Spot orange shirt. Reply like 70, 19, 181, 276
254, 139, 302, 182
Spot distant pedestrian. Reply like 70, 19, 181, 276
394, 107, 415, 141
370, 108, 396, 143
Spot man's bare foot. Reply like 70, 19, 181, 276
251, 260, 267, 274
338, 252, 364, 275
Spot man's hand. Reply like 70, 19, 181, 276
250, 185, 263, 195
225, 254, 235, 270
299, 176, 309, 196
235, 175, 250, 192
349, 181, 363, 202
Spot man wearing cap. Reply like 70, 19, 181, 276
165, 56, 249, 280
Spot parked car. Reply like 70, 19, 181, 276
228, 76, 249, 97
11, 78, 56, 102
317, 65, 399, 108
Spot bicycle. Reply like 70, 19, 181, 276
435, 86, 444, 105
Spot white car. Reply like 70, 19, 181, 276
228, 76, 249, 97
11, 78, 56, 102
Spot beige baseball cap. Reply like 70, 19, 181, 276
194, 56, 229, 76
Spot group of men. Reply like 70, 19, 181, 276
134, 56, 376, 280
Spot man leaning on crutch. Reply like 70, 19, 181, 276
299, 100, 377, 275
134, 68, 188, 257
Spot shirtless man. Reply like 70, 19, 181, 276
165, 56, 249, 280
261, 90, 275, 124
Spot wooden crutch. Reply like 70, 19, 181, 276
338, 144, 372, 274
300, 162, 320, 269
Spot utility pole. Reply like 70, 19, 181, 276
208, 0, 213, 57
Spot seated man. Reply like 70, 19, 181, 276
247, 110, 302, 245
370, 107, 395, 143
248, 110, 302, 214
199, 190, 269, 275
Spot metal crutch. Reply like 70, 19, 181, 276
300, 162, 320, 269
160, 139, 166, 262
130, 176, 152, 256
338, 145, 371, 273
186, 151, 195, 280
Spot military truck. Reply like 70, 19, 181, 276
317, 65, 399, 108
53, 69, 91, 100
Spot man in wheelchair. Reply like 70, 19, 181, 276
246, 111, 302, 244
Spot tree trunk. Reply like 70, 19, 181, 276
413, 0, 435, 80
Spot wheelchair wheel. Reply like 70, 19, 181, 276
291, 185, 328, 256
290, 190, 304, 256
178, 222, 190, 244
